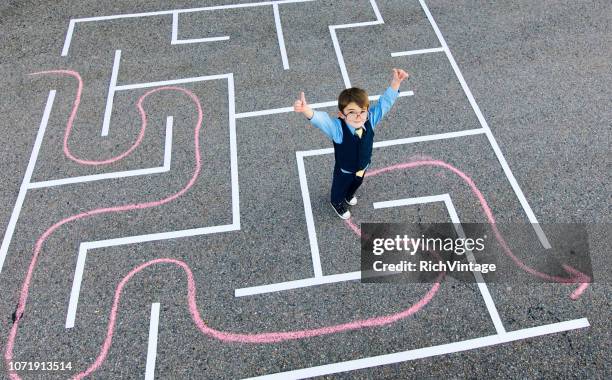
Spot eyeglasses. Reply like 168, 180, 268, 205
343, 109, 368, 121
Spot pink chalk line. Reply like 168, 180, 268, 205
362, 161, 591, 300
5, 71, 442, 379
5, 72, 203, 379
4, 70, 588, 378
29, 70, 146, 165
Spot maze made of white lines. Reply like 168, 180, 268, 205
2, 1, 589, 379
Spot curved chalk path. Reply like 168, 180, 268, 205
363, 162, 590, 299
5, 71, 443, 379
5, 71, 589, 379
74, 258, 442, 379
29, 70, 147, 166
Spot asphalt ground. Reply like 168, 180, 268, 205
0, 0, 610, 379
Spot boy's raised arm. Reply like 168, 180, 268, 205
370, 68, 410, 128
294, 92, 342, 143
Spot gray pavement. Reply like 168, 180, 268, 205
0, 0, 610, 379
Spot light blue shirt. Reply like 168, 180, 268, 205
309, 86, 400, 173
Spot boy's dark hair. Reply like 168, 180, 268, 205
338, 87, 369, 112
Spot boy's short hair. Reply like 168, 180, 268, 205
338, 87, 369, 112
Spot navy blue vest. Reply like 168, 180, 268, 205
333, 118, 374, 173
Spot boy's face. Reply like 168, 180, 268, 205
338, 102, 368, 129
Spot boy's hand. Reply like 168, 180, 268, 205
294, 92, 314, 119
390, 68, 410, 91
293, 92, 308, 112
393, 68, 409, 82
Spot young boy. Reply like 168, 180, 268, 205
294, 68, 410, 219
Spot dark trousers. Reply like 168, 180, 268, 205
330, 166, 365, 205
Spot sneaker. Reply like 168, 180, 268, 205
330, 202, 351, 219
345, 196, 357, 206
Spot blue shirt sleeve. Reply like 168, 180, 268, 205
309, 111, 343, 144
369, 86, 400, 129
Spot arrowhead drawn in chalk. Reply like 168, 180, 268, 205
561, 263, 591, 300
